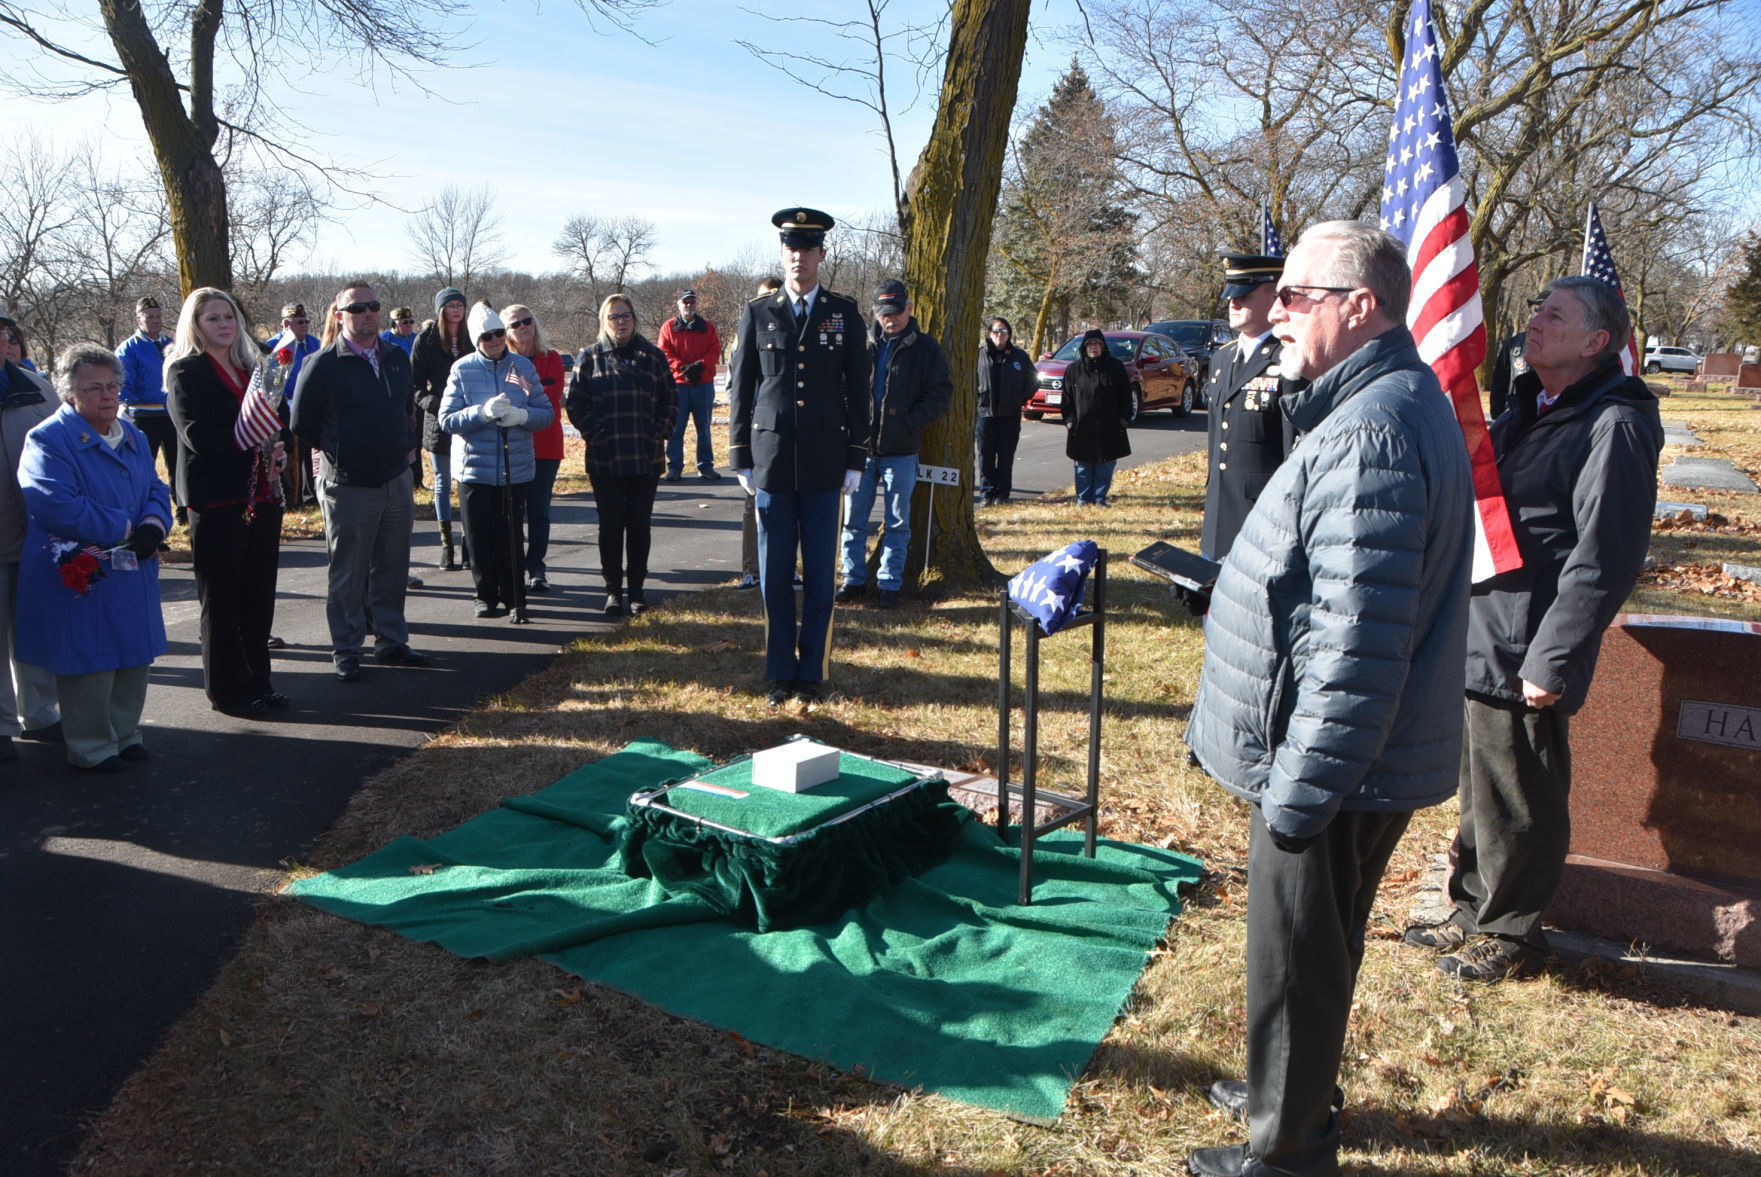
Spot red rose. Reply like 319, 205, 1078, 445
60, 562, 89, 592
275, 346, 294, 365
72, 552, 100, 575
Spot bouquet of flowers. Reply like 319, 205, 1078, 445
49, 537, 109, 596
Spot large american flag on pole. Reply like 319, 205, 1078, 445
1261, 205, 1283, 257
1379, 0, 1521, 581
1581, 203, 1642, 375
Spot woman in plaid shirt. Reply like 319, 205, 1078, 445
565, 294, 677, 618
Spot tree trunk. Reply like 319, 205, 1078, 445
899, 0, 1031, 592
100, 0, 232, 294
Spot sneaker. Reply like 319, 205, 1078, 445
736, 573, 759, 590
407, 574, 424, 589
699, 468, 723, 482
1438, 935, 1543, 982
604, 593, 625, 618
473, 599, 503, 619
662, 471, 682, 483
628, 591, 649, 617
527, 576, 550, 593
1403, 920, 1469, 951
333, 657, 361, 683
834, 583, 867, 604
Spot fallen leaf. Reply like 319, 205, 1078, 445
553, 988, 584, 1007
708, 1133, 731, 1156
408, 863, 442, 876
219, 1028, 232, 1046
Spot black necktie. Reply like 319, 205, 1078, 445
795, 296, 808, 322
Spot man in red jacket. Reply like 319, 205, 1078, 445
657, 289, 722, 482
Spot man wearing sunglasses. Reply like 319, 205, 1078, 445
291, 283, 429, 682
1184, 222, 1474, 1177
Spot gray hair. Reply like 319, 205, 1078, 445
1296, 220, 1413, 322
1542, 276, 1630, 359
53, 343, 123, 404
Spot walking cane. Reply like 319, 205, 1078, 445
501, 424, 529, 624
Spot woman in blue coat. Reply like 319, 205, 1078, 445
17, 344, 171, 771
438, 302, 551, 619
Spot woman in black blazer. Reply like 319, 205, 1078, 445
166, 287, 288, 718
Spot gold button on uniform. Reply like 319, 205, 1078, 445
796, 399, 805, 406
1220, 441, 1228, 451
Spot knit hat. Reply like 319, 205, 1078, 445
434, 287, 466, 314
467, 301, 505, 340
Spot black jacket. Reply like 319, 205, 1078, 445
1464, 356, 1663, 713
977, 340, 1034, 418
1201, 333, 1299, 560
867, 318, 952, 456
1059, 330, 1132, 463
166, 354, 287, 511
289, 338, 417, 488
410, 322, 466, 454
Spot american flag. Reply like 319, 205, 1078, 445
233, 364, 283, 451
1581, 203, 1641, 375
1378, 0, 1521, 581
1261, 205, 1283, 257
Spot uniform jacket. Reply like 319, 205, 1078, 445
977, 340, 1034, 418
116, 331, 173, 414
379, 329, 417, 357
729, 288, 871, 492
438, 349, 552, 486
1464, 357, 1662, 713
1201, 333, 1300, 560
565, 334, 675, 480
289, 337, 416, 488
522, 348, 567, 462
1186, 327, 1475, 843
409, 323, 468, 454
1059, 330, 1133, 463
1487, 331, 1528, 421
657, 314, 722, 386
16, 404, 170, 675
166, 354, 283, 510
1, 361, 58, 562
867, 317, 952, 456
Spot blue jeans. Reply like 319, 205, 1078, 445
1074, 460, 1116, 504
524, 457, 560, 576
840, 454, 917, 590
667, 381, 717, 475
428, 448, 453, 524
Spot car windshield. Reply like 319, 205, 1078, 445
1151, 322, 1210, 349
1052, 335, 1137, 362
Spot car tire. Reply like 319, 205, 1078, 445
1644, 361, 1662, 374
1172, 380, 1196, 417
1127, 386, 1143, 423
1023, 411, 1044, 421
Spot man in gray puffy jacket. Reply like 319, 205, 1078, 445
1184, 222, 1474, 1177
1404, 276, 1663, 983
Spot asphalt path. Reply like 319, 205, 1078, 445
0, 406, 1206, 1176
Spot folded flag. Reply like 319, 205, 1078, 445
1009, 540, 1099, 635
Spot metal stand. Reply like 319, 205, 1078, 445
996, 548, 1106, 905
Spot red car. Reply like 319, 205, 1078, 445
1023, 330, 1200, 422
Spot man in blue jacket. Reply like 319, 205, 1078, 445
116, 296, 181, 523
1184, 222, 1474, 1177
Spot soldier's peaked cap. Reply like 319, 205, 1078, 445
773, 207, 835, 248
1220, 252, 1285, 298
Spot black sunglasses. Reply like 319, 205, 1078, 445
1274, 285, 1355, 308
480, 328, 507, 340
340, 300, 382, 314
508, 316, 535, 329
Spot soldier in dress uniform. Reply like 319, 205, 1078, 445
729, 208, 872, 707
1199, 252, 1300, 567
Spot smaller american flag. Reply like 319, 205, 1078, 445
233, 366, 283, 451
1581, 204, 1641, 375
504, 364, 534, 396
1261, 205, 1283, 257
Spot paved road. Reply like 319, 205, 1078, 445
0, 408, 1205, 1176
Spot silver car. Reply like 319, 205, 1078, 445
1643, 345, 1701, 374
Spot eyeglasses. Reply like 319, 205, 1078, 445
395, 318, 415, 325
340, 301, 381, 314
508, 316, 535, 329
480, 328, 507, 340
75, 381, 124, 396
989, 327, 1010, 335
286, 318, 310, 326
606, 312, 634, 323
1274, 285, 1356, 309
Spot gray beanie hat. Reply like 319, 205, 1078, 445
433, 287, 466, 314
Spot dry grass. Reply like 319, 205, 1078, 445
71, 391, 1761, 1176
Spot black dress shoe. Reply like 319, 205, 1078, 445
1187, 1144, 1253, 1176
73, 755, 128, 773
628, 592, 648, 617
256, 691, 292, 710
20, 721, 64, 743
604, 593, 625, 618
214, 697, 269, 718
334, 658, 361, 683
527, 576, 550, 593
119, 742, 149, 762
375, 645, 431, 667
266, 635, 287, 650
766, 680, 793, 707
875, 589, 900, 609
793, 681, 822, 705
699, 468, 722, 481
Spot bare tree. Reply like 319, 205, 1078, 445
551, 213, 657, 305
603, 215, 657, 293
229, 163, 324, 313
408, 184, 507, 291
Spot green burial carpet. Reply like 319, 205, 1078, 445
291, 738, 1203, 1118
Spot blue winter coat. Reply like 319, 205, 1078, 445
16, 405, 171, 675
438, 349, 552, 486
1185, 328, 1475, 842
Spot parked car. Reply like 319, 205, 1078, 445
1024, 330, 1200, 421
1144, 319, 1231, 398
1643, 345, 1701, 375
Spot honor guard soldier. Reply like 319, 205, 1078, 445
1200, 252, 1300, 567
729, 208, 872, 707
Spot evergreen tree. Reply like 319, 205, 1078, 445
1727, 232, 1761, 342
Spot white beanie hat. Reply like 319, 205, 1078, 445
467, 301, 505, 341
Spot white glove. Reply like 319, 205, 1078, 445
505, 407, 528, 427
484, 393, 512, 423
842, 467, 863, 496
735, 469, 755, 497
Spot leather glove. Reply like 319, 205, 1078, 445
681, 360, 704, 383
484, 393, 512, 423
1268, 828, 1319, 854
735, 469, 755, 496
127, 521, 166, 558
1172, 583, 1211, 617
842, 467, 864, 496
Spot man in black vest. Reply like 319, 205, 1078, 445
729, 208, 872, 707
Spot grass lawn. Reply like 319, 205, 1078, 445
76, 381, 1761, 1175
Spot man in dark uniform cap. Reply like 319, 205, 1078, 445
1486, 291, 1546, 421
1199, 252, 1300, 569
729, 207, 872, 706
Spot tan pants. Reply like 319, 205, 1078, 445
57, 665, 150, 767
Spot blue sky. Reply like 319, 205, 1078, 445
11, 0, 1082, 279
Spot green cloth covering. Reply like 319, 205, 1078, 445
292, 738, 1203, 1118
657, 749, 923, 837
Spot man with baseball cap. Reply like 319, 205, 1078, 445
729, 207, 871, 706
658, 288, 723, 482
